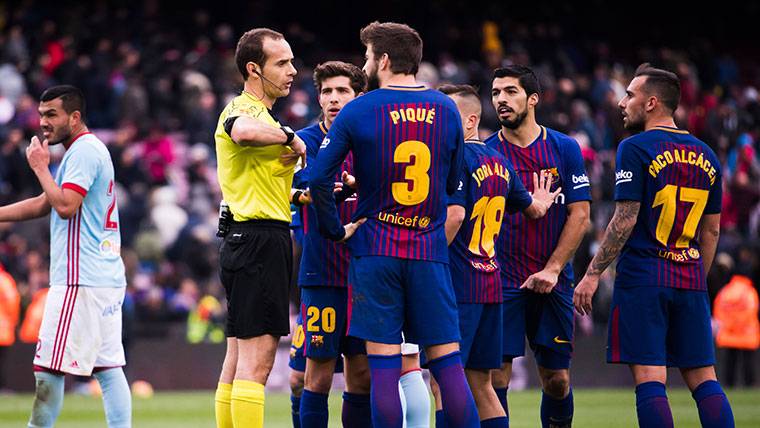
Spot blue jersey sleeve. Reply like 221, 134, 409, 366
312, 114, 352, 241
506, 164, 533, 214
447, 160, 467, 207
61, 145, 101, 194
614, 139, 644, 201
705, 164, 723, 214
560, 138, 591, 203
446, 110, 465, 196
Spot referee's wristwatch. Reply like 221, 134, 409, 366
280, 125, 295, 146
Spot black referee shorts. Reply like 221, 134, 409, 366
219, 219, 292, 338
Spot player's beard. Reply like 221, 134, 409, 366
623, 109, 645, 132
499, 109, 528, 130
45, 124, 72, 146
366, 62, 380, 91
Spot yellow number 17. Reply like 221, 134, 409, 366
652, 184, 709, 248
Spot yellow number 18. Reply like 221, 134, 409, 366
652, 184, 709, 248
468, 196, 506, 257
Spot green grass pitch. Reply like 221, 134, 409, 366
2, 388, 759, 427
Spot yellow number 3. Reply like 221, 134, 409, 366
392, 140, 431, 206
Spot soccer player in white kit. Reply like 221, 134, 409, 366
0, 85, 131, 428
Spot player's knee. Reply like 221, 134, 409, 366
541, 371, 570, 398
345, 366, 370, 394
491, 367, 510, 388
289, 372, 304, 396
305, 370, 333, 394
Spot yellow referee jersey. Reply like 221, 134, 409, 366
215, 91, 295, 222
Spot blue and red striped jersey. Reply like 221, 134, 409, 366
311, 85, 464, 263
485, 126, 591, 293
614, 126, 722, 290
294, 121, 356, 287
448, 140, 532, 303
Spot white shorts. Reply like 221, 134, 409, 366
34, 285, 126, 376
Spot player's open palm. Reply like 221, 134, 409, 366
340, 217, 366, 243
520, 268, 559, 294
531, 170, 562, 216
573, 274, 599, 316
26, 136, 50, 172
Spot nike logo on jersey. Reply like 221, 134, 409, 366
553, 336, 571, 344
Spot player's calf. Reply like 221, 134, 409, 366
93, 367, 131, 428
28, 370, 65, 428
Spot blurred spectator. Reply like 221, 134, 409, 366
713, 274, 760, 387
0, 263, 19, 391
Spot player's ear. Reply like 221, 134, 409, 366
528, 92, 539, 108
246, 62, 260, 79
645, 95, 658, 113
379, 53, 390, 71
70, 110, 81, 126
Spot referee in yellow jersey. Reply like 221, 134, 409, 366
213, 28, 307, 428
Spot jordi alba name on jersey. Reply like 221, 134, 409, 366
295, 121, 356, 287
448, 141, 532, 303
51, 132, 126, 287
614, 126, 722, 290
486, 126, 591, 292
311, 86, 464, 263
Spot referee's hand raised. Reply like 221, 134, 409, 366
280, 135, 307, 168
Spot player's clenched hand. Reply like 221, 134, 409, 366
520, 268, 559, 294
342, 171, 357, 189
573, 274, 599, 316
280, 135, 307, 167
531, 171, 562, 216
26, 136, 50, 172
299, 189, 313, 205
339, 218, 366, 243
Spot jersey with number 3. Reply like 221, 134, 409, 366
310, 85, 464, 263
615, 126, 722, 290
50, 132, 126, 288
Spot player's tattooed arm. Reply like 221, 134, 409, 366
574, 200, 639, 315
698, 213, 721, 274
586, 200, 640, 276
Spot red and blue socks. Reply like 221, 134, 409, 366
540, 388, 573, 428
691, 380, 734, 428
342, 392, 372, 428
635, 381, 674, 428
368, 353, 404, 428
427, 351, 480, 428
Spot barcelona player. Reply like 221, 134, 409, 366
485, 65, 591, 428
574, 64, 734, 428
311, 22, 480, 428
291, 61, 372, 428
431, 84, 560, 428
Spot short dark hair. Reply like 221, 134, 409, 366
313, 61, 367, 94
634, 63, 681, 113
40, 85, 86, 120
235, 28, 284, 80
360, 21, 422, 75
438, 83, 480, 100
493, 65, 541, 97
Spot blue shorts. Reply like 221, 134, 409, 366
458, 303, 503, 370
607, 286, 715, 368
502, 288, 574, 370
289, 312, 346, 372
348, 256, 460, 346
301, 286, 365, 360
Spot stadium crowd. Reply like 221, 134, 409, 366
0, 1, 758, 384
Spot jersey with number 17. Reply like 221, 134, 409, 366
51, 132, 126, 288
614, 126, 722, 290
310, 85, 464, 263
